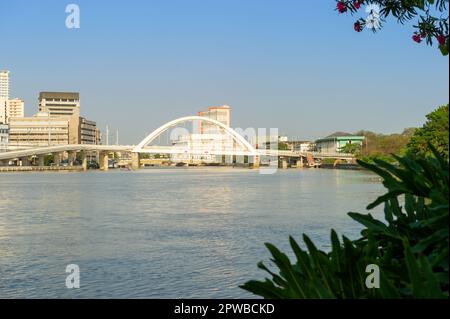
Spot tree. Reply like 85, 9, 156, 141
44, 154, 54, 166
336, 0, 449, 55
278, 142, 290, 151
340, 142, 362, 155
407, 104, 449, 157
356, 128, 416, 162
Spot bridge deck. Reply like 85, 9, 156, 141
0, 144, 354, 161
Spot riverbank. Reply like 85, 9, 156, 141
0, 166, 84, 172
0, 164, 365, 173
320, 163, 363, 170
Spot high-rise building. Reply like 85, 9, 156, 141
38, 92, 80, 118
0, 71, 25, 124
198, 105, 231, 134
0, 70, 10, 100
198, 105, 231, 126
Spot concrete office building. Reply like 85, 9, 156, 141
38, 92, 80, 118
8, 114, 101, 148
0, 70, 10, 100
79, 117, 101, 145
8, 112, 69, 149
38, 92, 100, 145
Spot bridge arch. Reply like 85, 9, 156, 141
132, 116, 257, 155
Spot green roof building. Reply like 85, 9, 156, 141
315, 132, 365, 154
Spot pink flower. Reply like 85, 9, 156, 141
436, 34, 447, 46
412, 34, 422, 43
337, 2, 347, 13
354, 21, 362, 32
354, 1, 361, 9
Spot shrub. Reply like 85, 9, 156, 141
241, 145, 449, 298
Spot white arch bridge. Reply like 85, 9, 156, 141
0, 116, 354, 170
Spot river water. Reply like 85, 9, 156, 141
0, 168, 384, 298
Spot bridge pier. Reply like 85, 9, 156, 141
52, 152, 61, 166
37, 155, 45, 166
280, 157, 288, 169
296, 157, 304, 168
81, 153, 88, 171
131, 152, 140, 170
20, 157, 30, 166
99, 151, 109, 171
252, 155, 260, 168
68, 151, 77, 166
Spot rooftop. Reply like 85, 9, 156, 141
325, 131, 354, 138
39, 92, 80, 100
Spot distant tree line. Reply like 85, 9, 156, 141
341, 104, 449, 162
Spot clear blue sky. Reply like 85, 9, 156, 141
1, 0, 448, 144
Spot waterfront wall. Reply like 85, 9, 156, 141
0, 166, 84, 173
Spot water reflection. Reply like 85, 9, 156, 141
0, 168, 383, 298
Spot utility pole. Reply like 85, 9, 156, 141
106, 125, 109, 145
116, 129, 119, 145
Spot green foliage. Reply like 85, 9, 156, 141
278, 142, 290, 151
44, 154, 54, 166
356, 128, 415, 161
140, 153, 151, 159
407, 104, 449, 158
241, 145, 449, 299
321, 158, 338, 165
76, 150, 85, 162
340, 142, 362, 155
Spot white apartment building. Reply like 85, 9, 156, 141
198, 105, 231, 134
0, 98, 25, 124
0, 70, 10, 100
6, 98, 24, 118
